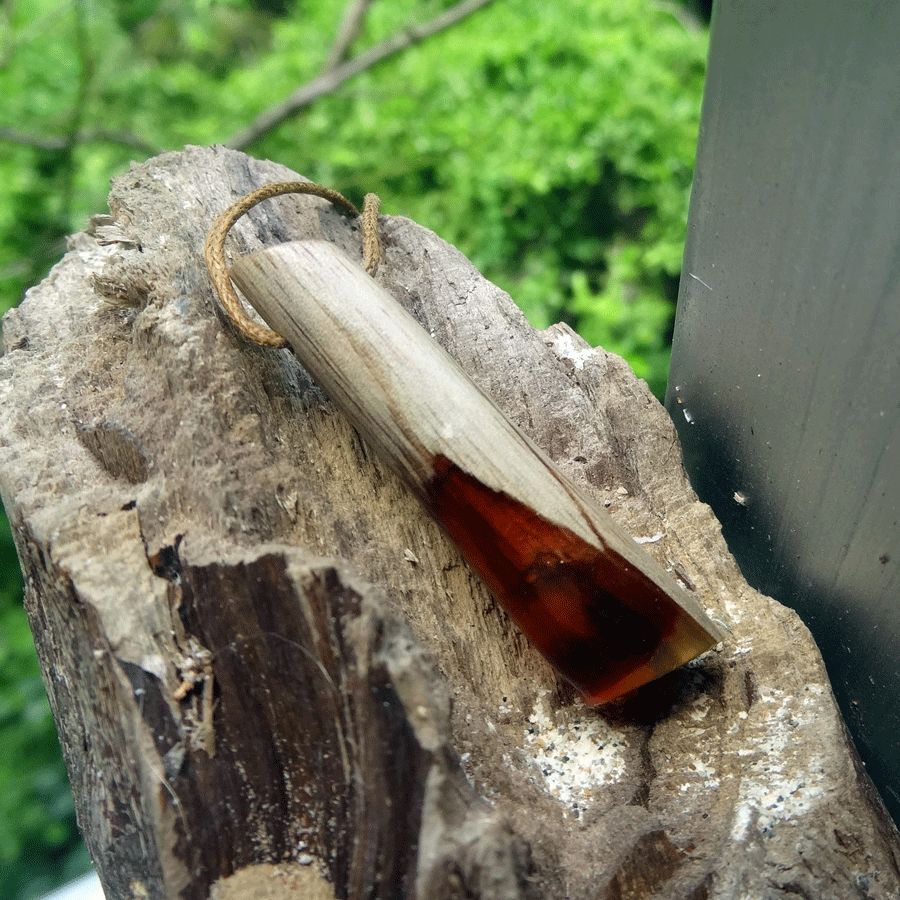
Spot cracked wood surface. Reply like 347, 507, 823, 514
0, 146, 898, 899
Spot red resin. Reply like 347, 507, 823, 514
423, 455, 699, 704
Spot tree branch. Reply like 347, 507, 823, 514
321, 0, 378, 73
652, 0, 705, 31
59, 0, 94, 219
226, 0, 497, 150
0, 127, 163, 156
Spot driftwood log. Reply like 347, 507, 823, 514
0, 146, 898, 900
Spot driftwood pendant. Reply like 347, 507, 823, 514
229, 240, 723, 704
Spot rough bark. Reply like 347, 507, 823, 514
0, 146, 898, 900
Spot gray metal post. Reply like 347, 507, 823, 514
667, 1, 900, 822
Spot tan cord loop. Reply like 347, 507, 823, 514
203, 180, 382, 347
361, 192, 381, 275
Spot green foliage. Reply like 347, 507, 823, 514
0, 1, 707, 894
242, 0, 706, 390
0, 0, 707, 381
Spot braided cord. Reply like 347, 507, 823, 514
204, 180, 381, 347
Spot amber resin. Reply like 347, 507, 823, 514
424, 455, 714, 704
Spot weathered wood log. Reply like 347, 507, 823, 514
0, 146, 899, 899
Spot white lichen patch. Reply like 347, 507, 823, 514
522, 694, 627, 817
722, 587, 746, 625
730, 684, 828, 841
548, 328, 595, 371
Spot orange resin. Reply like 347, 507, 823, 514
423, 455, 710, 704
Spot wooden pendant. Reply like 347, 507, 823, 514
228, 240, 723, 705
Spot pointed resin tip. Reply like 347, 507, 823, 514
424, 455, 721, 705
